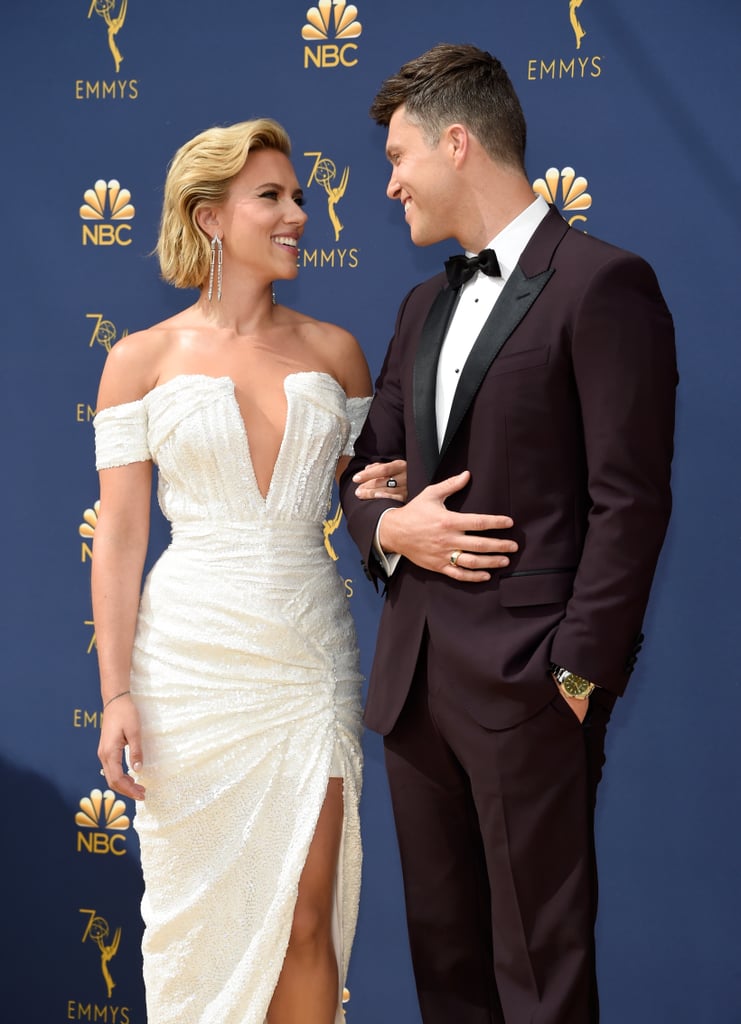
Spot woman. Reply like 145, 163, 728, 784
93, 119, 404, 1024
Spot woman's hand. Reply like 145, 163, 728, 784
98, 695, 146, 801
352, 459, 408, 502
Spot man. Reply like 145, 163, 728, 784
340, 44, 677, 1024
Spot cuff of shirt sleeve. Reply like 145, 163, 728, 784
373, 508, 401, 577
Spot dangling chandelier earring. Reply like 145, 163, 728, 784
208, 234, 223, 302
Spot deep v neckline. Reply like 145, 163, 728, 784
147, 371, 343, 504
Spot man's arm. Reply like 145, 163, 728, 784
339, 291, 410, 583
340, 284, 518, 583
550, 252, 677, 694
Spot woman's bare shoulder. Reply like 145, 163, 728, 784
96, 319, 181, 411
293, 313, 371, 397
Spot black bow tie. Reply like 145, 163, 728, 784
444, 248, 501, 289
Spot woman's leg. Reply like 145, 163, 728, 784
268, 777, 344, 1024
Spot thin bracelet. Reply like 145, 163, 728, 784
102, 690, 131, 711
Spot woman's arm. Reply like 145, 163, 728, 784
93, 460, 151, 800
92, 333, 158, 800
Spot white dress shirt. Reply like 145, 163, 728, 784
375, 196, 550, 571
435, 196, 550, 445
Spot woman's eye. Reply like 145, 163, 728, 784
259, 191, 279, 200
294, 196, 306, 208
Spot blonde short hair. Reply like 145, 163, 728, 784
157, 118, 292, 290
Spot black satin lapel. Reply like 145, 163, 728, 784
440, 266, 554, 459
413, 287, 459, 480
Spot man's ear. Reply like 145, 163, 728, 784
445, 123, 469, 165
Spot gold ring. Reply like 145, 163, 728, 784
450, 550, 462, 567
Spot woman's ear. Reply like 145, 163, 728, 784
195, 205, 220, 237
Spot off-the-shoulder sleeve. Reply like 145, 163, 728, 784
94, 400, 151, 469
342, 396, 373, 456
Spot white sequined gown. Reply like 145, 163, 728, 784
94, 372, 370, 1024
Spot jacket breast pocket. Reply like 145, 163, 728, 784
498, 569, 575, 608
489, 344, 550, 377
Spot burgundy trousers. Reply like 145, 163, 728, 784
383, 633, 613, 1024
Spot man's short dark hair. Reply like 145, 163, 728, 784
370, 43, 527, 171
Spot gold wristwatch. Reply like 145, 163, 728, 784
551, 664, 596, 700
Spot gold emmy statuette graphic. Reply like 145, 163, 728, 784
80, 909, 121, 998
88, 0, 128, 73
532, 167, 592, 226
569, 0, 586, 50
305, 154, 349, 242
525, 0, 601, 82
323, 503, 344, 561
87, 313, 127, 351
302, 0, 362, 40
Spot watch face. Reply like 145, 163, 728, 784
562, 675, 593, 697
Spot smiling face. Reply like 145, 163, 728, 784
212, 148, 308, 282
384, 106, 459, 247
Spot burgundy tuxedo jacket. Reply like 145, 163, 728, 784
340, 206, 677, 733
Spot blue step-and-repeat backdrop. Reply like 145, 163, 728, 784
2, 2, 740, 1021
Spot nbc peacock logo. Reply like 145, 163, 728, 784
76, 788, 131, 856
80, 179, 135, 246
80, 500, 99, 562
532, 167, 592, 228
302, 0, 362, 69
79, 500, 99, 652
